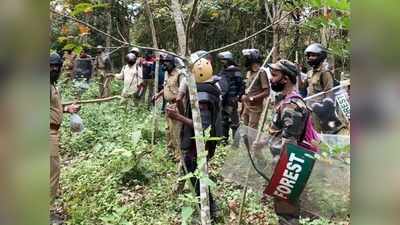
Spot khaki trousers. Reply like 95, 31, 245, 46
50, 129, 60, 199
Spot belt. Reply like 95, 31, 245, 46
50, 123, 61, 131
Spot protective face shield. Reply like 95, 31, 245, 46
50, 52, 62, 84
191, 58, 213, 83
304, 43, 327, 68
126, 53, 137, 65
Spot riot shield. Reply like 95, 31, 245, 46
305, 84, 350, 134
221, 125, 350, 220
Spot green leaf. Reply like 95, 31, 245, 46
131, 130, 142, 145
71, 3, 93, 16
178, 172, 194, 181
63, 43, 76, 50
57, 36, 68, 43
200, 176, 216, 188
181, 207, 194, 225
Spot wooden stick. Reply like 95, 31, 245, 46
62, 95, 122, 106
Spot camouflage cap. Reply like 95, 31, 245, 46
268, 59, 299, 82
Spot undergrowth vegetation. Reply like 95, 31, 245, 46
57, 80, 348, 225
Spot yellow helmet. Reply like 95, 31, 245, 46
191, 58, 213, 83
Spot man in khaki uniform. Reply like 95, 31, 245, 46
94, 45, 112, 98
302, 43, 334, 131
50, 52, 80, 200
61, 49, 76, 81
240, 48, 270, 129
153, 53, 185, 162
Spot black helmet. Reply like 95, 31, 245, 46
268, 59, 299, 84
304, 43, 327, 67
159, 53, 176, 72
242, 48, 262, 67
217, 51, 233, 61
159, 53, 175, 63
50, 52, 62, 66
217, 51, 236, 67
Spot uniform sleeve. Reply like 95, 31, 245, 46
321, 71, 334, 91
280, 101, 307, 142
259, 70, 270, 90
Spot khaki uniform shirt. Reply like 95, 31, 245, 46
50, 85, 63, 126
306, 62, 333, 96
244, 69, 270, 111
164, 68, 185, 102
62, 52, 76, 71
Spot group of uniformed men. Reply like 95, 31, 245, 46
50, 42, 349, 225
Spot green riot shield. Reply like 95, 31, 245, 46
221, 125, 350, 220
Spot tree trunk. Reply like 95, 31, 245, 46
143, 0, 160, 145
106, 0, 114, 71
171, 1, 211, 224
181, 67, 212, 225
272, 24, 279, 63
171, 0, 187, 55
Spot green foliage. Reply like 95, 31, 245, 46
71, 3, 110, 16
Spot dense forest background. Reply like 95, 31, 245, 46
50, 0, 350, 76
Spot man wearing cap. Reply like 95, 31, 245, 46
114, 53, 143, 104
241, 49, 270, 129
94, 45, 112, 98
255, 59, 313, 225
153, 53, 186, 162
61, 49, 76, 81
50, 52, 80, 220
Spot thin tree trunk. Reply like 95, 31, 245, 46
272, 24, 279, 63
143, 0, 160, 145
171, 1, 211, 224
182, 67, 212, 225
171, 0, 187, 55
106, 0, 114, 71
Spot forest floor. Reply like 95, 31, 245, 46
53, 77, 349, 225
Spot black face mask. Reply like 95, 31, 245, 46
307, 55, 324, 68
161, 61, 174, 72
270, 78, 285, 92
127, 59, 136, 65
50, 65, 60, 84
